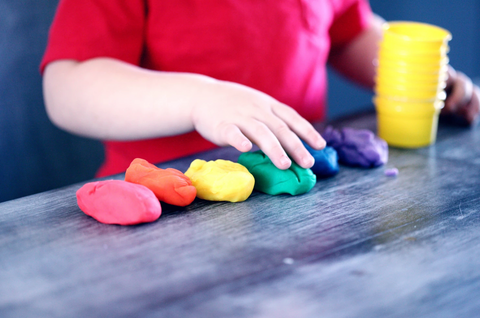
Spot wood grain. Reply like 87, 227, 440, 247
1, 112, 480, 318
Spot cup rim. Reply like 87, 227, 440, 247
377, 61, 449, 72
373, 96, 445, 108
379, 44, 450, 56
379, 47, 448, 59
376, 64, 449, 75
376, 107, 442, 117
382, 21, 452, 43
376, 67, 449, 77
375, 79, 447, 90
377, 55, 449, 66
374, 89, 447, 101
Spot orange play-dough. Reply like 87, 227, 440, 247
125, 158, 196, 206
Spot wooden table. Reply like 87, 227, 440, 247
1, 111, 480, 318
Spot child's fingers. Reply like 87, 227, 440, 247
443, 66, 479, 125
218, 123, 253, 152
445, 68, 473, 113
464, 87, 480, 124
272, 104, 326, 150
258, 114, 315, 169
237, 119, 292, 170
192, 81, 325, 169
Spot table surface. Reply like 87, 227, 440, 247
1, 111, 480, 318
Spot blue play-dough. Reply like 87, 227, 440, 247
302, 142, 339, 178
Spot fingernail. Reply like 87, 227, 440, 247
280, 156, 291, 168
303, 155, 314, 167
314, 136, 326, 149
241, 140, 251, 150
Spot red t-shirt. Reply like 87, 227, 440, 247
41, 0, 372, 177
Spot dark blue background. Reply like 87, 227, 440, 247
0, 1, 104, 203
0, 0, 478, 202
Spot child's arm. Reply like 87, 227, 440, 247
327, 14, 385, 90
43, 58, 325, 170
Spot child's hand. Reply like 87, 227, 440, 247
443, 66, 480, 125
190, 80, 326, 170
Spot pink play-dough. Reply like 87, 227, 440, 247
76, 180, 161, 225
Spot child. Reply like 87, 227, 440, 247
41, 0, 479, 177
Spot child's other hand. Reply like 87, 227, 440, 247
443, 65, 480, 125
191, 80, 326, 170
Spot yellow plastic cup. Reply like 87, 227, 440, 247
376, 112, 441, 148
375, 75, 447, 91
378, 47, 448, 64
382, 21, 452, 51
376, 62, 449, 75
381, 38, 450, 54
375, 76, 447, 91
380, 41, 450, 56
374, 96, 444, 112
375, 66, 448, 83
375, 83, 446, 101
377, 55, 449, 70
374, 97, 444, 148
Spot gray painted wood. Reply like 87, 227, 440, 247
1, 112, 480, 318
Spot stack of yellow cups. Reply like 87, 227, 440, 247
374, 21, 451, 148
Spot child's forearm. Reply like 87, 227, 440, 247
328, 14, 385, 89
43, 58, 215, 140
43, 57, 325, 170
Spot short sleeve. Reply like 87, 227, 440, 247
329, 0, 372, 49
40, 0, 146, 73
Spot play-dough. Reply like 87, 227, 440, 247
125, 158, 196, 206
76, 180, 161, 225
302, 142, 339, 177
238, 151, 316, 195
323, 126, 388, 168
385, 168, 399, 177
185, 159, 254, 202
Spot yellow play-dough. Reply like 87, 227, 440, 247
185, 159, 255, 202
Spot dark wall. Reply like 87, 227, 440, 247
328, 0, 480, 119
0, 0, 104, 202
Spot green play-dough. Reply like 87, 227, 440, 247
238, 150, 316, 195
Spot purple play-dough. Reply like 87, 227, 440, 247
385, 168, 399, 177
323, 126, 388, 168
